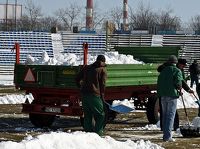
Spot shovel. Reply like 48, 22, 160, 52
192, 93, 200, 106
104, 102, 135, 113
192, 93, 200, 117
180, 93, 190, 125
180, 92, 200, 137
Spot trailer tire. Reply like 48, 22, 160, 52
146, 96, 160, 124
29, 113, 55, 128
146, 96, 179, 130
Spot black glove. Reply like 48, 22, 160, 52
188, 89, 194, 94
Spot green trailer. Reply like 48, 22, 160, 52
14, 46, 181, 128
14, 63, 158, 127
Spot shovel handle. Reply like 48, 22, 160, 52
180, 93, 190, 125
192, 93, 199, 101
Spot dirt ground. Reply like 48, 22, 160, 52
0, 104, 199, 149
0, 87, 200, 149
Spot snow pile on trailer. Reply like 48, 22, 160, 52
25, 51, 144, 65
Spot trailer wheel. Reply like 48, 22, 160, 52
146, 96, 179, 130
146, 96, 160, 124
29, 113, 55, 128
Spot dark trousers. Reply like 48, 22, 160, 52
82, 93, 105, 136
196, 83, 200, 116
190, 74, 199, 88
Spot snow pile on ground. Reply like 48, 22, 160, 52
25, 51, 143, 65
0, 75, 14, 86
0, 131, 163, 149
192, 117, 200, 127
124, 124, 160, 131
0, 94, 33, 104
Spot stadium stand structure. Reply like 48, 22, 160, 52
0, 31, 54, 65
51, 33, 64, 56
1, 31, 200, 85
0, 31, 56, 84
60, 31, 106, 55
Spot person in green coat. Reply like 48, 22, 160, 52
76, 55, 107, 136
158, 58, 194, 131
157, 55, 183, 142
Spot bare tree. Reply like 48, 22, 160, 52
21, 0, 43, 31
92, 2, 106, 30
190, 15, 200, 32
157, 9, 181, 31
129, 2, 157, 31
39, 16, 63, 32
55, 3, 83, 31
18, 15, 30, 31
109, 6, 123, 30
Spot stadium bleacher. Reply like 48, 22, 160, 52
60, 31, 106, 55
1, 31, 200, 82
0, 31, 54, 65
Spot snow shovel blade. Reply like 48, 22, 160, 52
110, 105, 135, 113
104, 102, 135, 113
180, 125, 200, 138
195, 100, 200, 106
192, 93, 200, 106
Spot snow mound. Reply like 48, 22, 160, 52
0, 131, 164, 149
25, 51, 143, 66
0, 94, 33, 104
192, 117, 200, 127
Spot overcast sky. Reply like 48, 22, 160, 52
3, 0, 200, 23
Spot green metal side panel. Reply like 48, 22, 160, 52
55, 66, 80, 88
14, 64, 80, 89
106, 64, 159, 87
15, 63, 159, 89
114, 46, 180, 63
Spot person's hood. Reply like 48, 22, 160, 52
157, 62, 174, 72
92, 60, 106, 68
